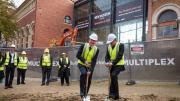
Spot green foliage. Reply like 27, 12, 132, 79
0, 0, 18, 41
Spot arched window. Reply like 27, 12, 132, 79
157, 10, 178, 38
64, 16, 71, 24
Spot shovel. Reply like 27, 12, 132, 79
83, 70, 91, 101
104, 67, 111, 101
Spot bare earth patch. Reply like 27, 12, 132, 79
0, 78, 180, 101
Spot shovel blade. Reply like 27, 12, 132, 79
83, 96, 90, 101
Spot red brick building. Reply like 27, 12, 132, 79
148, 0, 180, 41
13, 0, 74, 48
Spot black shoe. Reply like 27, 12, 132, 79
17, 83, 20, 85
4, 86, 8, 89
66, 83, 70, 86
61, 84, 64, 86
8, 86, 13, 88
46, 83, 49, 86
41, 83, 45, 86
112, 96, 119, 100
21, 82, 25, 84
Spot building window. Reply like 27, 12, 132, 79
64, 16, 71, 24
116, 0, 136, 6
93, 0, 111, 13
115, 19, 145, 43
93, 25, 110, 43
75, 3, 89, 20
157, 10, 178, 38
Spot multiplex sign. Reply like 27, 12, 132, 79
125, 58, 175, 66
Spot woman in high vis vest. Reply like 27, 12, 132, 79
4, 44, 19, 89
40, 48, 53, 86
17, 51, 28, 85
58, 52, 70, 86
76, 33, 99, 99
105, 33, 125, 100
0, 52, 5, 83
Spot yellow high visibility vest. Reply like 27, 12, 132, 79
78, 43, 97, 65
42, 54, 51, 67
0, 57, 4, 71
108, 42, 124, 65
59, 57, 69, 69
5, 52, 18, 66
18, 57, 28, 69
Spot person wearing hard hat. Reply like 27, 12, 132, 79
105, 33, 125, 100
58, 52, 70, 86
40, 48, 53, 86
17, 51, 28, 85
0, 52, 5, 83
76, 32, 99, 98
4, 44, 19, 89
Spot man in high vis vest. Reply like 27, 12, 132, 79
76, 33, 99, 98
105, 33, 125, 100
17, 51, 28, 85
58, 52, 70, 86
0, 52, 5, 83
40, 48, 53, 86
4, 44, 19, 89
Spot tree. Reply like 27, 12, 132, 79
0, 0, 18, 41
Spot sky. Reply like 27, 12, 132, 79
12, 0, 25, 7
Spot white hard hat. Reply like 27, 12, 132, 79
10, 44, 16, 48
21, 51, 26, 55
62, 52, 66, 55
106, 33, 117, 44
44, 48, 49, 53
89, 33, 98, 41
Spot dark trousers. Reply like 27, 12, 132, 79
42, 67, 51, 84
5, 64, 16, 87
78, 64, 93, 97
0, 71, 4, 82
60, 68, 70, 85
17, 68, 27, 84
109, 65, 124, 98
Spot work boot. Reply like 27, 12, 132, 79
8, 85, 13, 88
46, 82, 49, 86
4, 86, 8, 89
41, 83, 45, 86
21, 82, 25, 84
66, 83, 70, 86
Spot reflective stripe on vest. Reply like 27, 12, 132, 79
78, 43, 97, 65
59, 57, 69, 68
5, 52, 18, 66
42, 54, 51, 67
0, 57, 4, 71
108, 42, 124, 65
18, 57, 28, 69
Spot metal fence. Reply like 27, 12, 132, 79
1, 39, 180, 81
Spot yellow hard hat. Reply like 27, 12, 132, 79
44, 48, 49, 53
21, 51, 26, 55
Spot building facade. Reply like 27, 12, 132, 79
148, 0, 180, 41
74, 0, 180, 43
74, 0, 147, 44
13, 0, 74, 48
